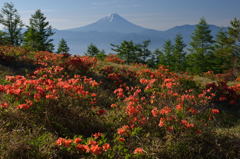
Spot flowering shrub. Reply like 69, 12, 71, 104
62, 56, 97, 74
0, 47, 238, 159
0, 46, 29, 57
99, 66, 137, 88
0, 68, 99, 111
34, 51, 64, 66
105, 54, 125, 64
56, 133, 111, 157
206, 81, 240, 109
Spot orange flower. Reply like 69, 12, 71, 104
110, 104, 117, 108
159, 106, 171, 115
117, 125, 130, 135
188, 108, 198, 114
118, 137, 125, 142
211, 108, 220, 114
64, 139, 73, 147
90, 145, 102, 155
88, 140, 97, 145
74, 137, 82, 144
46, 94, 58, 100
158, 118, 165, 127
176, 104, 183, 111
133, 147, 144, 154
151, 107, 158, 117
76, 144, 85, 151
93, 132, 103, 139
76, 144, 90, 153
102, 143, 110, 151
56, 137, 65, 146
34, 93, 41, 101
0, 102, 9, 108
181, 120, 194, 128
91, 93, 97, 97
17, 104, 30, 109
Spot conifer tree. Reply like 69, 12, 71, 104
0, 30, 9, 45
137, 40, 151, 63
213, 29, 232, 72
96, 49, 106, 60
162, 40, 174, 67
155, 49, 165, 66
215, 29, 229, 49
172, 34, 186, 71
23, 9, 54, 51
187, 18, 214, 73
85, 43, 100, 56
57, 38, 70, 53
0, 2, 23, 46
111, 41, 139, 64
228, 18, 240, 76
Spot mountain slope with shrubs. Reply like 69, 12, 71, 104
0, 46, 239, 159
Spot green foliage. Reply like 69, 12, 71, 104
212, 29, 232, 73
153, 49, 164, 66
155, 35, 186, 72
111, 40, 152, 65
23, 9, 54, 52
0, 30, 9, 45
96, 50, 107, 60
57, 38, 70, 54
163, 40, 174, 67
172, 34, 186, 72
0, 2, 23, 46
111, 40, 139, 64
187, 18, 214, 74
211, 18, 240, 75
85, 43, 101, 56
227, 18, 240, 76
137, 40, 151, 64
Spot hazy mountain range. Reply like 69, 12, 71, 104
52, 13, 226, 54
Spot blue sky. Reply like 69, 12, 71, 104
1, 0, 240, 30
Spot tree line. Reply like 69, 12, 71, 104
0, 2, 68, 53
108, 18, 240, 75
0, 2, 239, 75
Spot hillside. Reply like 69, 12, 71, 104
0, 46, 239, 158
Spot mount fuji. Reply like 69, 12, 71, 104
66, 13, 153, 33
53, 13, 223, 54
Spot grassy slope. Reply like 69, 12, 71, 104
0, 49, 239, 159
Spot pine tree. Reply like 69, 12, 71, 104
187, 18, 214, 73
137, 40, 151, 63
213, 29, 232, 73
57, 38, 70, 53
111, 41, 138, 64
155, 49, 165, 66
228, 18, 240, 76
85, 43, 100, 56
172, 34, 186, 71
23, 9, 54, 51
215, 29, 229, 49
96, 49, 106, 60
0, 2, 23, 46
162, 40, 174, 68
0, 30, 9, 45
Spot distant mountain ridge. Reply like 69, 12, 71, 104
53, 13, 226, 54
